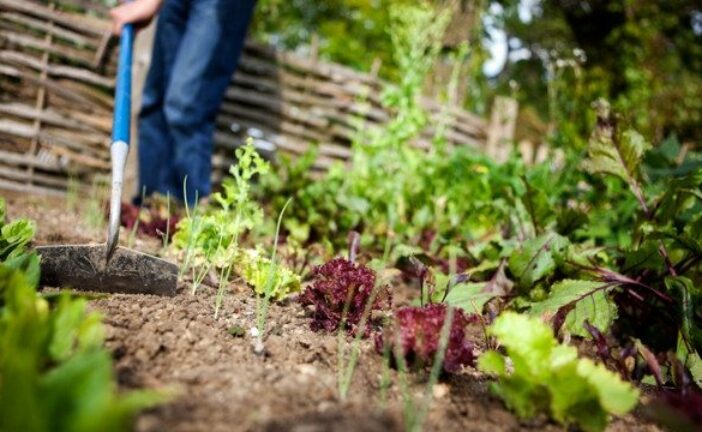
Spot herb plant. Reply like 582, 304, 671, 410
173, 141, 300, 316
173, 140, 269, 294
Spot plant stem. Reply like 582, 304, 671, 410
413, 306, 455, 432
255, 198, 293, 342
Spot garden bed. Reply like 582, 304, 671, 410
3, 191, 660, 432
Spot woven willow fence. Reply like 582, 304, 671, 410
0, 0, 515, 197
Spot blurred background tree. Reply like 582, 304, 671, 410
493, 0, 702, 145
251, 0, 702, 146
252, 0, 397, 78
252, 0, 490, 113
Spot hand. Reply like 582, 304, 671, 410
110, 0, 163, 36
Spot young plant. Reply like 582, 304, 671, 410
376, 303, 476, 374
236, 246, 300, 301
299, 257, 391, 334
173, 140, 269, 298
178, 178, 200, 279
336, 258, 393, 399
65, 176, 80, 213
84, 175, 108, 231
0, 199, 35, 261
253, 197, 294, 344
0, 209, 166, 432
402, 306, 457, 432
479, 312, 639, 432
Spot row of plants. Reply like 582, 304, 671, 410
158, 5, 698, 432
0, 198, 166, 432
164, 3, 702, 431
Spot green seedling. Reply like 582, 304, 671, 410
254, 197, 293, 344
65, 176, 80, 213
338, 229, 393, 400
84, 176, 109, 231
127, 186, 147, 249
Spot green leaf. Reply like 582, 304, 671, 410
508, 233, 569, 289
582, 128, 651, 183
677, 332, 702, 387
3, 252, 41, 288
0, 219, 36, 260
478, 350, 506, 375
39, 350, 167, 432
488, 312, 557, 380
564, 290, 617, 337
530, 280, 617, 336
234, 248, 301, 300
576, 358, 640, 415
49, 296, 88, 361
444, 282, 498, 314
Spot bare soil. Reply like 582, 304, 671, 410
4, 191, 661, 432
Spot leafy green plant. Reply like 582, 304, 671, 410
257, 1, 513, 258
236, 246, 300, 301
0, 199, 35, 261
0, 208, 166, 432
173, 140, 270, 295
479, 312, 639, 432
0, 257, 166, 432
521, 103, 702, 386
173, 141, 300, 318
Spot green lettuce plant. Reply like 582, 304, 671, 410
235, 246, 300, 301
479, 312, 639, 432
0, 199, 35, 261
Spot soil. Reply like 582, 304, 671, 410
4, 191, 662, 432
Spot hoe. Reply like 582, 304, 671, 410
37, 20, 178, 296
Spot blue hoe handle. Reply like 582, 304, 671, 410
106, 19, 135, 262
112, 22, 134, 144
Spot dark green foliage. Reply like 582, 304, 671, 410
495, 0, 702, 143
0, 199, 166, 432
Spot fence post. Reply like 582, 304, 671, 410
486, 96, 518, 162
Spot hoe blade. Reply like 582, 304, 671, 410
36, 245, 178, 296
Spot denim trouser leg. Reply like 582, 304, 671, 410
137, 0, 256, 205
137, 0, 188, 201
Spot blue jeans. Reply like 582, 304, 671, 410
137, 0, 255, 205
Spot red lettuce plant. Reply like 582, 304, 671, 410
377, 303, 477, 373
299, 257, 391, 334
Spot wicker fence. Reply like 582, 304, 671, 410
0, 0, 516, 197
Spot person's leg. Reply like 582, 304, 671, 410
136, 0, 189, 202
162, 0, 256, 205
